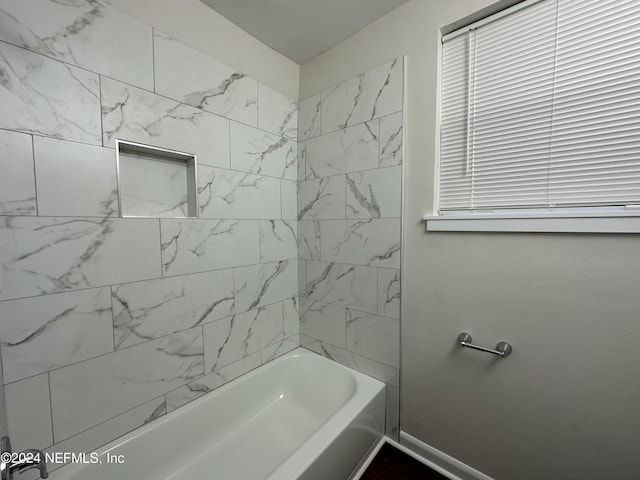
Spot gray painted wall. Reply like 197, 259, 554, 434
300, 0, 640, 478
402, 231, 640, 479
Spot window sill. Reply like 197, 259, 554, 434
423, 213, 640, 233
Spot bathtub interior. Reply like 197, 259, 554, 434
47, 349, 382, 480
154, 352, 359, 468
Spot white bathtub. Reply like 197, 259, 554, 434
47, 348, 385, 480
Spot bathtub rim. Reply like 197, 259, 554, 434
266, 348, 386, 479
47, 346, 386, 479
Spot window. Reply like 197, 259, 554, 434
428, 0, 640, 232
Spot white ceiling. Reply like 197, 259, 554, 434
199, 0, 410, 64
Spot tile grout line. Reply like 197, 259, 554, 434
98, 75, 105, 148
47, 372, 55, 445
0, 40, 297, 145
378, 114, 382, 168
377, 266, 380, 316
1, 21, 403, 454
2, 290, 299, 390
300, 334, 400, 374
0, 256, 301, 305
157, 218, 164, 278
0, 253, 392, 307
151, 28, 156, 93
279, 177, 283, 222
109, 285, 116, 353
227, 115, 232, 170
200, 323, 205, 384
0, 213, 335, 221
30, 134, 39, 216
0, 42, 399, 155
48, 394, 166, 453
302, 295, 399, 322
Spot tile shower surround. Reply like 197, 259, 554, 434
0, 0, 299, 463
0, 0, 403, 464
297, 58, 403, 438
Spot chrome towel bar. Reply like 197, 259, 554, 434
457, 332, 512, 358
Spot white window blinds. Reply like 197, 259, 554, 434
438, 0, 640, 213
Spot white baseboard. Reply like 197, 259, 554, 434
351, 432, 495, 480
399, 431, 495, 480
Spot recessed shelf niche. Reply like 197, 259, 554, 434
116, 140, 198, 218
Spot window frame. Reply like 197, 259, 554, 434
427, 0, 640, 233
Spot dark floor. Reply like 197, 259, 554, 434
361, 442, 450, 480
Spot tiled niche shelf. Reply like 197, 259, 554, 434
116, 140, 198, 218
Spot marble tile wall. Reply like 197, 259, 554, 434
296, 58, 403, 438
0, 0, 299, 466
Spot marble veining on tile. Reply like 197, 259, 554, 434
346, 308, 399, 367
204, 302, 285, 372
259, 220, 297, 263
0, 0, 314, 462
258, 83, 297, 140
119, 152, 190, 218
143, 399, 167, 426
297, 175, 346, 220
299, 336, 399, 388
34, 136, 118, 217
0, 216, 161, 301
298, 94, 322, 141
0, 0, 153, 90
49, 327, 204, 441
281, 179, 297, 220
321, 59, 403, 134
296, 58, 404, 442
198, 166, 280, 220
261, 335, 299, 363
282, 297, 299, 339
378, 268, 400, 320
0, 41, 101, 145
234, 260, 297, 313
300, 335, 400, 435
379, 112, 403, 167
0, 287, 114, 383
346, 166, 402, 218
112, 269, 235, 349
297, 141, 307, 181
320, 219, 401, 268
153, 31, 257, 126
166, 351, 262, 412
0, 129, 36, 216
297, 220, 321, 260
299, 297, 346, 348
160, 218, 259, 277
305, 121, 378, 179
44, 396, 166, 473
101, 77, 230, 169
298, 260, 306, 298
305, 260, 377, 314
230, 122, 296, 180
